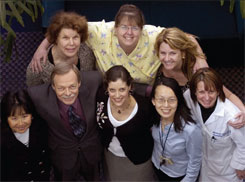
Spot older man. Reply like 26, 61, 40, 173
28, 62, 102, 181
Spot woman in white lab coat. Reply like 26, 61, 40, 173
184, 67, 245, 181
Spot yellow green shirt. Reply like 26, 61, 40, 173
86, 20, 164, 84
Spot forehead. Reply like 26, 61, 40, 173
155, 85, 175, 97
197, 81, 215, 91
119, 16, 138, 26
10, 106, 26, 116
108, 78, 128, 88
58, 28, 79, 36
160, 42, 179, 52
53, 70, 78, 86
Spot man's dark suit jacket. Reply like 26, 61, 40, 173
28, 71, 102, 180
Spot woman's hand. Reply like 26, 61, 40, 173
235, 169, 245, 180
30, 38, 50, 73
228, 112, 245, 129
30, 48, 48, 73
193, 57, 209, 73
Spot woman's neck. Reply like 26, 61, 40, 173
52, 46, 78, 65
161, 66, 188, 86
161, 118, 173, 131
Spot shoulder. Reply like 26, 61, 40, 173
182, 119, 201, 135
80, 71, 103, 86
221, 98, 240, 119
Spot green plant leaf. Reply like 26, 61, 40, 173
7, 1, 24, 27
17, 1, 35, 22
1, 20, 16, 38
0, 1, 6, 28
5, 33, 15, 62
229, 0, 235, 13
220, 0, 224, 6
36, 0, 44, 14
241, 0, 245, 18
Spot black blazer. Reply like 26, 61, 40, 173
96, 88, 154, 165
1, 116, 50, 181
27, 71, 103, 174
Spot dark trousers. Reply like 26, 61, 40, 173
153, 165, 185, 182
52, 151, 101, 181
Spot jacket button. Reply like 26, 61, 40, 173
39, 161, 43, 165
40, 170, 45, 174
42, 150, 45, 153
27, 171, 32, 175
24, 161, 28, 165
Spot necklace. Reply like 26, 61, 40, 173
112, 97, 131, 114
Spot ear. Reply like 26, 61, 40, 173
152, 98, 156, 106
181, 51, 186, 59
78, 81, 81, 88
52, 84, 55, 90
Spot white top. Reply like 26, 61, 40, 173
184, 89, 245, 182
107, 98, 138, 157
14, 128, 30, 147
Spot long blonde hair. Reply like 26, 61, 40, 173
155, 27, 206, 80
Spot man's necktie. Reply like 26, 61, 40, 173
67, 106, 86, 138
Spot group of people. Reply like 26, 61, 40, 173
1, 4, 245, 182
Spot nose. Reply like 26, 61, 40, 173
163, 100, 168, 107
165, 54, 170, 61
204, 92, 209, 100
115, 91, 120, 98
126, 27, 133, 34
69, 38, 74, 45
65, 88, 71, 95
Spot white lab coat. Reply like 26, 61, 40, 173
184, 89, 245, 182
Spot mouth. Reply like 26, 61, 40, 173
161, 109, 171, 114
163, 61, 174, 66
16, 126, 27, 131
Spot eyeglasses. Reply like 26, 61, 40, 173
119, 25, 140, 33
154, 97, 177, 105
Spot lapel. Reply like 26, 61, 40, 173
47, 85, 75, 138
78, 83, 91, 130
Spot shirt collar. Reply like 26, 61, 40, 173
58, 97, 79, 113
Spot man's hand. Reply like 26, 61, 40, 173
235, 169, 245, 180
228, 112, 245, 129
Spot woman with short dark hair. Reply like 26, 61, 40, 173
1, 90, 51, 181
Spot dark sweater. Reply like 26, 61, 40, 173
96, 88, 153, 165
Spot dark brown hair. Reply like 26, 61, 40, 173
104, 65, 133, 90
151, 77, 195, 132
114, 4, 145, 29
46, 11, 88, 44
189, 67, 225, 103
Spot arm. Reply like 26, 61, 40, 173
182, 125, 202, 182
188, 34, 209, 73
31, 38, 51, 73
223, 86, 245, 128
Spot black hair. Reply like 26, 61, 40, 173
151, 77, 195, 132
